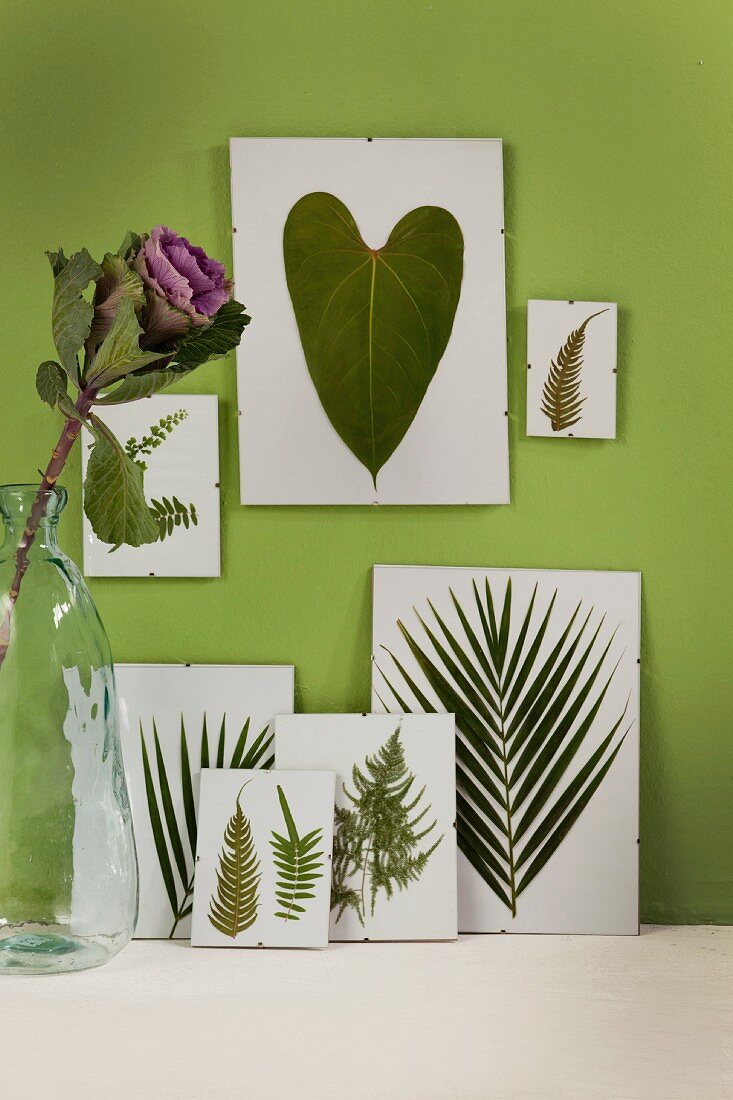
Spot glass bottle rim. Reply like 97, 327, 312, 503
0, 484, 68, 523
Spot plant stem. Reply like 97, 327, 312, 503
0, 387, 96, 669
168, 873, 195, 939
359, 836, 372, 922
498, 692, 518, 918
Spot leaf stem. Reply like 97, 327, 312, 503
498, 693, 518, 918
0, 386, 97, 669
168, 873, 195, 939
359, 835, 372, 922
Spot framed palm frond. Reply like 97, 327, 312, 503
371, 566, 640, 935
191, 770, 335, 949
116, 663, 294, 938
526, 300, 617, 439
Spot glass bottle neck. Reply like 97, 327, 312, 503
2, 519, 61, 555
0, 485, 67, 556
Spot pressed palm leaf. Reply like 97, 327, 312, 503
283, 192, 464, 487
377, 578, 630, 918
540, 310, 608, 432
269, 785, 324, 922
209, 783, 261, 937
140, 712, 274, 937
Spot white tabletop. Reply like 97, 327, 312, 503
3, 926, 730, 1100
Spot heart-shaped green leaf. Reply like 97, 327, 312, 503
283, 192, 464, 487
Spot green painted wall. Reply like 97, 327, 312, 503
0, 1, 730, 923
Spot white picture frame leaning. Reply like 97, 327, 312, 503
275, 712, 458, 942
82, 394, 220, 577
191, 769, 336, 949
231, 137, 509, 505
526, 300, 618, 439
116, 662, 295, 939
371, 565, 640, 935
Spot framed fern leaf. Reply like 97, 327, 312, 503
371, 566, 641, 934
208, 781, 261, 937
270, 785, 324, 922
526, 300, 618, 440
275, 714, 458, 942
190, 770, 336, 948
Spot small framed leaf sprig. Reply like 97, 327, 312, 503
82, 394, 220, 577
191, 770, 336, 949
526, 300, 618, 439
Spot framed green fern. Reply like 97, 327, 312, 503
275, 713, 458, 941
375, 574, 636, 922
139, 712, 273, 938
270, 785, 324, 922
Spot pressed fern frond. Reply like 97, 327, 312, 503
540, 310, 607, 431
149, 495, 198, 541
140, 712, 274, 938
331, 726, 442, 926
270, 785, 324, 921
209, 782, 261, 937
376, 578, 630, 918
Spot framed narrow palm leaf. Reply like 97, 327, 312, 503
230, 137, 509, 505
526, 300, 618, 439
191, 769, 335, 949
371, 566, 640, 935
116, 663, 294, 939
275, 713, 458, 941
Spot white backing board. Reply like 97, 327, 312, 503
191, 769, 335, 949
82, 394, 220, 576
231, 137, 509, 504
117, 662, 294, 939
371, 565, 640, 935
526, 300, 617, 439
276, 712, 458, 941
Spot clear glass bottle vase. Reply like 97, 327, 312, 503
0, 485, 137, 973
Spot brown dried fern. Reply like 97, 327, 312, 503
541, 310, 607, 431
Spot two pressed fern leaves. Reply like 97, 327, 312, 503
206, 782, 326, 938
541, 310, 607, 431
377, 578, 630, 918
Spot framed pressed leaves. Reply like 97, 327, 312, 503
371, 565, 641, 935
230, 137, 509, 505
81, 394, 220, 576
526, 300, 618, 439
276, 713, 458, 941
116, 663, 294, 939
191, 769, 335, 949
